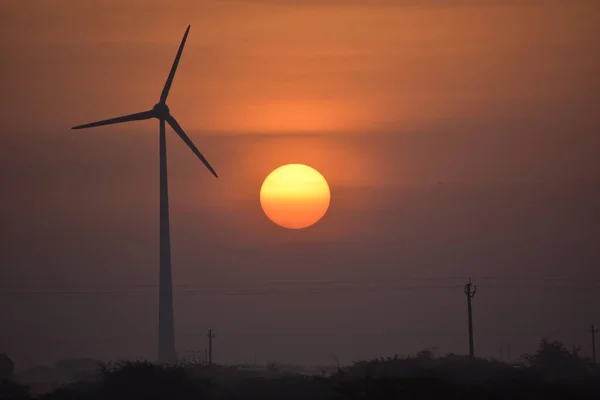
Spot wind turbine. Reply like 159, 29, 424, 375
72, 25, 217, 364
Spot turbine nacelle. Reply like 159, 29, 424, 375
153, 103, 171, 120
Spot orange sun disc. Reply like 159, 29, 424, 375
260, 164, 331, 229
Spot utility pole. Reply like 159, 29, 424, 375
207, 329, 215, 364
591, 324, 598, 366
464, 277, 477, 359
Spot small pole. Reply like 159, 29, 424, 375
464, 277, 477, 359
207, 329, 215, 364
592, 324, 598, 366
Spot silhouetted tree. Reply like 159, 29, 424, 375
30, 341, 600, 400
415, 348, 436, 360
55, 358, 102, 383
520, 338, 594, 381
98, 361, 211, 400
0, 379, 30, 400
266, 361, 281, 375
0, 354, 15, 379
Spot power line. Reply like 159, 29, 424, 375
0, 284, 464, 297
0, 328, 591, 341
0, 275, 593, 287
0, 275, 595, 290
479, 284, 600, 290
2, 282, 600, 297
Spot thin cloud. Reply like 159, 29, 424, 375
219, 0, 584, 7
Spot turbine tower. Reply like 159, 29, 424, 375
72, 25, 217, 364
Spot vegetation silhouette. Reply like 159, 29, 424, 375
520, 338, 596, 381
0, 354, 15, 379
4, 339, 600, 399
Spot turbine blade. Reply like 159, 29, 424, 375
160, 25, 191, 103
72, 110, 155, 130
166, 115, 218, 178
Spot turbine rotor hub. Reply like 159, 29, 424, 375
153, 103, 170, 119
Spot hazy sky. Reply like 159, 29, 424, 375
1, 0, 599, 369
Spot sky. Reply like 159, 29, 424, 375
1, 0, 599, 369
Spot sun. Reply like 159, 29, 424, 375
260, 164, 331, 229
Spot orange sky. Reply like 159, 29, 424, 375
1, 0, 600, 369
2, 0, 599, 134
2, 0, 599, 195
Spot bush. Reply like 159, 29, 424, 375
0, 354, 15, 379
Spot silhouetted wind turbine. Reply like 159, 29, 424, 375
72, 25, 217, 364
